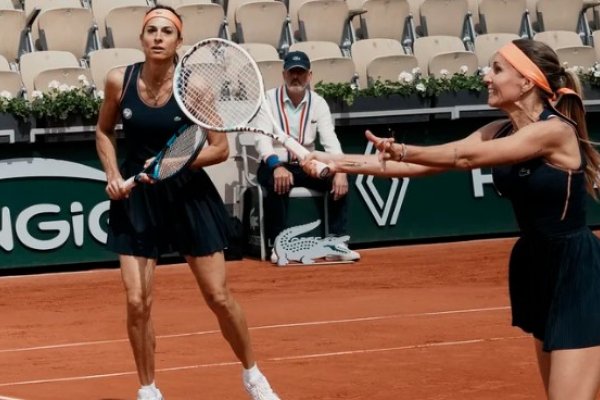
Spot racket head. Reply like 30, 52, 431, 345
173, 38, 264, 131
151, 124, 207, 180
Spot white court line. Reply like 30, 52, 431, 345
0, 306, 510, 354
0, 335, 528, 388
0, 395, 26, 400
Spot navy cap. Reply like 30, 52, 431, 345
283, 51, 311, 71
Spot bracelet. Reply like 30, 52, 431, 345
397, 143, 407, 162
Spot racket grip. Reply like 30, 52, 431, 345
122, 175, 137, 192
280, 137, 331, 179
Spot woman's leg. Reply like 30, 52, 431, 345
186, 252, 255, 367
534, 339, 551, 396
547, 345, 600, 400
120, 255, 158, 386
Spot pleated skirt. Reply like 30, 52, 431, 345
509, 227, 600, 351
106, 164, 231, 259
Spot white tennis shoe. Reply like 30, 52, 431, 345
137, 387, 164, 400
244, 374, 281, 400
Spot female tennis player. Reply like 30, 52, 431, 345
95, 6, 279, 400
303, 38, 600, 399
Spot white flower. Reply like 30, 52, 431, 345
593, 70, 600, 78
58, 84, 70, 92
416, 83, 426, 92
48, 80, 60, 89
96, 90, 105, 99
411, 67, 421, 75
398, 71, 414, 83
78, 74, 87, 82
0, 90, 12, 100
440, 69, 449, 77
350, 83, 357, 90
31, 90, 43, 99
459, 65, 469, 74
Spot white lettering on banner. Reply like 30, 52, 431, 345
471, 168, 494, 198
356, 142, 409, 227
0, 208, 14, 251
0, 157, 110, 252
0, 202, 109, 251
15, 204, 71, 251
88, 201, 109, 244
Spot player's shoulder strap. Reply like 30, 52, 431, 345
119, 62, 142, 104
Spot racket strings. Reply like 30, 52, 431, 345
175, 40, 263, 129
158, 126, 205, 179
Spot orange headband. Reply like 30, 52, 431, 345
142, 9, 182, 33
498, 42, 554, 97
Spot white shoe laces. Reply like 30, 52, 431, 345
245, 376, 281, 400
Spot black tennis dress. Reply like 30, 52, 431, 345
106, 62, 231, 258
493, 109, 600, 351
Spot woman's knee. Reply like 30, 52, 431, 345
126, 293, 153, 320
203, 287, 234, 314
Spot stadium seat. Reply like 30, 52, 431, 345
37, 7, 94, 59
413, 35, 473, 75
478, 0, 526, 35
535, 30, 596, 68
351, 38, 407, 86
240, 42, 281, 61
235, 1, 288, 48
19, 50, 81, 93
0, 54, 23, 97
24, 0, 83, 17
535, 0, 584, 32
105, 5, 151, 50
359, 0, 410, 41
474, 33, 520, 67
367, 54, 419, 84
88, 48, 145, 88
0, 0, 16, 9
296, 0, 350, 45
289, 40, 343, 59
176, 3, 225, 45
311, 57, 356, 85
418, 0, 470, 38
428, 51, 478, 77
239, 43, 284, 89
91, 0, 149, 48
226, 0, 264, 40
0, 8, 25, 63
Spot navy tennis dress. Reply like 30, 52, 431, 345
493, 109, 600, 351
106, 62, 231, 258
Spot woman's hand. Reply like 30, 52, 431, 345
365, 130, 404, 164
105, 175, 129, 200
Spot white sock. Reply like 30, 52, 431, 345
243, 364, 262, 383
141, 382, 157, 391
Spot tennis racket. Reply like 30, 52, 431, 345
172, 37, 331, 178
122, 124, 207, 191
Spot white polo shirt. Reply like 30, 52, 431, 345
254, 85, 343, 163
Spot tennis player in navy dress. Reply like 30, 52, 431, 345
95, 5, 280, 400
301, 38, 600, 399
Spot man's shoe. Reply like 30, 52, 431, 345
244, 374, 281, 400
137, 387, 163, 400
325, 243, 360, 262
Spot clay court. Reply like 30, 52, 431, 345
0, 237, 556, 399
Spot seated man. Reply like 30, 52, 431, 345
254, 51, 360, 263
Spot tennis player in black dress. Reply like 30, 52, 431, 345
95, 5, 280, 400
302, 38, 600, 399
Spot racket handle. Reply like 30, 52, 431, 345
122, 175, 137, 192
280, 137, 331, 179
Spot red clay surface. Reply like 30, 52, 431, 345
0, 237, 579, 399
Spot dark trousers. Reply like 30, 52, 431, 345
257, 162, 348, 246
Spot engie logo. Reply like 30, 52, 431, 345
0, 158, 109, 251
